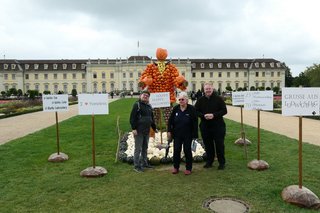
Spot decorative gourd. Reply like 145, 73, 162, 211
156, 48, 168, 61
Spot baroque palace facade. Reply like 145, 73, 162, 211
0, 56, 285, 94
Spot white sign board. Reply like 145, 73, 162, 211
42, 94, 68, 112
232, 91, 245, 106
282, 88, 320, 116
244, 91, 273, 111
78, 94, 109, 115
149, 92, 170, 108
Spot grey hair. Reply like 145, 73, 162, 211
178, 91, 188, 100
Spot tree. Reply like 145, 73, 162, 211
283, 63, 294, 87
17, 89, 23, 97
292, 72, 310, 87
43, 91, 51, 95
304, 63, 320, 87
250, 86, 255, 91
273, 86, 280, 94
71, 89, 77, 97
1, 91, 6, 98
225, 86, 232, 92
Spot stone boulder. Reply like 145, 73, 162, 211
247, 159, 269, 170
282, 185, 320, 209
48, 152, 69, 162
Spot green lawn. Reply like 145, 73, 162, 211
1, 98, 320, 212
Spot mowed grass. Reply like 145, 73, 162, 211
1, 98, 320, 212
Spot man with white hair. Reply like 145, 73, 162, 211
195, 83, 227, 170
167, 91, 198, 175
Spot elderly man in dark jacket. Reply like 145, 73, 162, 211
195, 83, 227, 170
130, 90, 157, 173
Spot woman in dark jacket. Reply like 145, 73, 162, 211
167, 92, 198, 175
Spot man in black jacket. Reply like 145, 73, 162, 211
130, 90, 157, 172
195, 83, 227, 170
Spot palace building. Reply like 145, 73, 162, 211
0, 56, 285, 94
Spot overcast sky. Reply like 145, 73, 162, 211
1, 0, 319, 76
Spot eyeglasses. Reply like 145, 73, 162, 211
178, 98, 185, 101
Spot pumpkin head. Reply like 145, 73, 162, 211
156, 48, 168, 61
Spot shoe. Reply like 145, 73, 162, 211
171, 168, 179, 174
203, 163, 212, 168
184, 170, 192, 175
133, 167, 143, 173
143, 164, 154, 169
218, 164, 225, 170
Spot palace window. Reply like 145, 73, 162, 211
11, 64, 16, 69
34, 64, 39, 69
200, 63, 205, 68
72, 64, 77, 69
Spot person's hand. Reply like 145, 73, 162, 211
204, 113, 214, 120
132, 130, 138, 136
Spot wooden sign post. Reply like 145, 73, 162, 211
43, 94, 69, 162
244, 91, 273, 170
149, 92, 170, 146
79, 94, 109, 177
232, 91, 250, 158
281, 87, 320, 208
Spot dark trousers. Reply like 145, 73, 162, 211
173, 136, 193, 171
200, 126, 226, 166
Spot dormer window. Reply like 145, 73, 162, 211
261, 62, 265, 68
34, 64, 39, 69
243, 63, 248, 68
218, 63, 222, 68
44, 64, 48, 69
72, 64, 77, 69
209, 63, 213, 68
63, 64, 67, 69
226, 63, 231, 68
25, 64, 30, 69
53, 64, 58, 69
81, 64, 86, 69
235, 63, 239, 68
192, 63, 196, 69
276, 62, 281, 68
270, 62, 274, 68
254, 62, 259, 68
11, 64, 16, 69
200, 63, 205, 68
4, 64, 8, 69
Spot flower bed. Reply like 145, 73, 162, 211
118, 132, 207, 165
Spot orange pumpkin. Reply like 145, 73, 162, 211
156, 48, 168, 61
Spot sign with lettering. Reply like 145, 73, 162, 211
78, 94, 109, 115
232, 91, 245, 106
282, 88, 320, 116
244, 91, 273, 111
149, 92, 170, 108
42, 94, 68, 112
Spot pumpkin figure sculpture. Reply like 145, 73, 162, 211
139, 48, 188, 130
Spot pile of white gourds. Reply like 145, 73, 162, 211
125, 132, 205, 160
